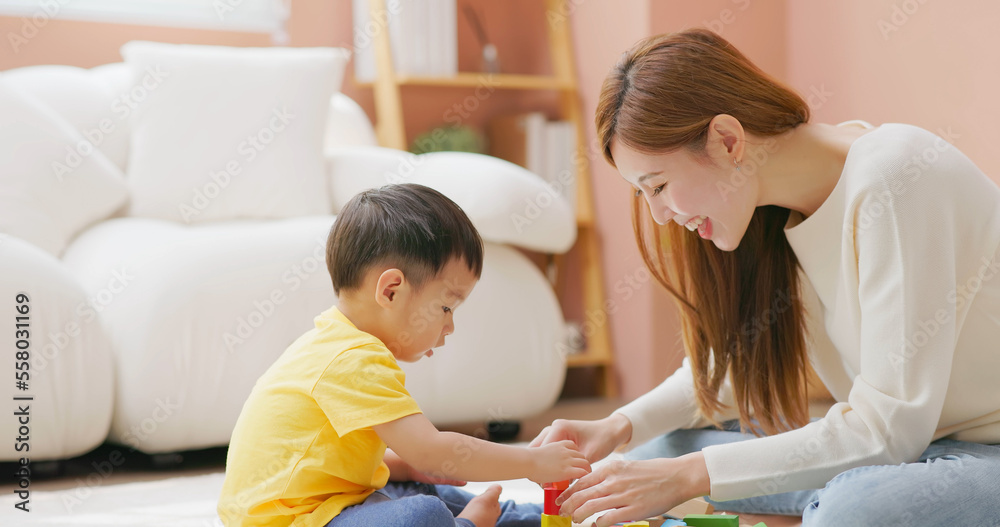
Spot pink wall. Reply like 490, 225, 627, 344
568, 1, 662, 400
3, 1, 994, 403
785, 0, 1000, 185
649, 0, 787, 76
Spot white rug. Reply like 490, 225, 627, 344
0, 461, 619, 526
0, 472, 227, 526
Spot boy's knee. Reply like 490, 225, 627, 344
407, 495, 456, 527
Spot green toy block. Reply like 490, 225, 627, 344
682, 514, 739, 527
752, 523, 768, 527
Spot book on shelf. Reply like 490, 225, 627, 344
488, 112, 577, 214
352, 0, 457, 82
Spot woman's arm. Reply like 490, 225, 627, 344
530, 358, 733, 463
614, 357, 740, 451
373, 413, 591, 484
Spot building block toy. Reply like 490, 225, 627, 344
541, 481, 571, 527
682, 514, 739, 527
541, 515, 571, 527
751, 523, 768, 527
661, 520, 688, 527
665, 498, 714, 519
615, 522, 649, 526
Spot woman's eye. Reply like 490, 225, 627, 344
652, 184, 665, 196
442, 306, 452, 314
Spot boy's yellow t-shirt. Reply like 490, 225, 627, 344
218, 306, 422, 527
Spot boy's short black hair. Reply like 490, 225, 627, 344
326, 183, 484, 295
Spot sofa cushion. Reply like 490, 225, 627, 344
2, 64, 133, 172
120, 41, 350, 224
0, 80, 129, 256
61, 215, 339, 453
325, 94, 378, 153
327, 147, 577, 253
410, 152, 577, 253
327, 145, 417, 214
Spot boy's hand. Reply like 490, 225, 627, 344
385, 448, 466, 486
527, 440, 592, 485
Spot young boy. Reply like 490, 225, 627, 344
218, 184, 590, 527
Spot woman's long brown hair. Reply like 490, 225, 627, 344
596, 28, 811, 435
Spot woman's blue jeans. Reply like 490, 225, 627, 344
626, 420, 1000, 526
324, 481, 542, 527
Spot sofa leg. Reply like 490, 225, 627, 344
486, 421, 521, 443
149, 452, 184, 469
31, 459, 65, 479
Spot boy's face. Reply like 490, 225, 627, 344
389, 258, 478, 363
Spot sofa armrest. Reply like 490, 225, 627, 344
325, 93, 377, 152
326, 147, 577, 253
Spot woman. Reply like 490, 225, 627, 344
531, 28, 1000, 526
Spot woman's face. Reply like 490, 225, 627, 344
611, 140, 758, 252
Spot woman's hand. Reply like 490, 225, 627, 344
556, 452, 711, 527
384, 448, 467, 486
529, 413, 633, 463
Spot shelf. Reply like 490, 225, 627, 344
566, 350, 613, 368
575, 212, 595, 228
365, 0, 617, 397
357, 72, 575, 90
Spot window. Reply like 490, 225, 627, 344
0, 0, 290, 38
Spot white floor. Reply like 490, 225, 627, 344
0, 457, 619, 526
0, 472, 226, 526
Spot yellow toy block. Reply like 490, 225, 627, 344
541, 513, 572, 527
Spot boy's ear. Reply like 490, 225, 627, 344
374, 268, 406, 309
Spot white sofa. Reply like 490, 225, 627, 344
0, 47, 575, 460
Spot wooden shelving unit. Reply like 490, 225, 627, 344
359, 73, 576, 90
363, 0, 616, 397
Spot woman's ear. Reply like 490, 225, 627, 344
374, 269, 406, 309
707, 114, 746, 164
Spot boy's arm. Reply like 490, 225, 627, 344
374, 413, 590, 484
383, 448, 413, 480
384, 448, 467, 486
